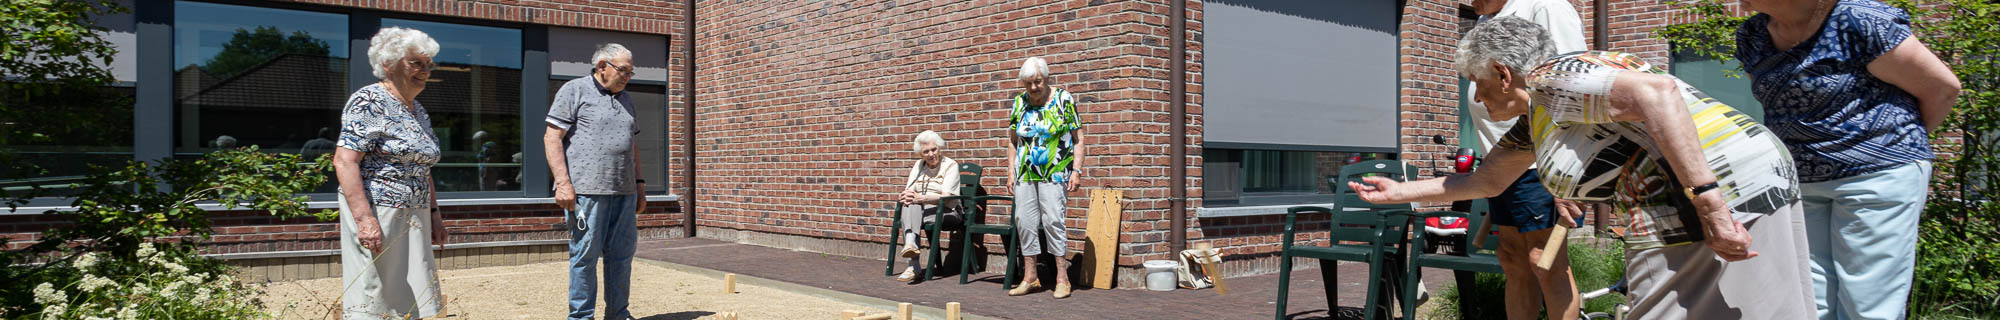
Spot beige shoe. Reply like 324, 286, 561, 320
895, 268, 918, 282
1007, 280, 1041, 296
899, 244, 921, 259
1053, 282, 1072, 299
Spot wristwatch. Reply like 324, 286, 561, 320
1683, 182, 1720, 200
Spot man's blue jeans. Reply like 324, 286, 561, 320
568, 194, 638, 320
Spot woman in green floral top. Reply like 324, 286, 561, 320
1006, 57, 1083, 299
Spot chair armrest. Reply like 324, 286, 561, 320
969, 195, 1013, 203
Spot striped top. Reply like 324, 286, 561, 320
1496, 51, 1802, 250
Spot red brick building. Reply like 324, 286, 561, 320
4, 0, 1752, 287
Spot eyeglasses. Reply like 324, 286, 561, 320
601, 64, 635, 77
404, 59, 436, 72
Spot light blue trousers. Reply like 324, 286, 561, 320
1802, 161, 1931, 320
568, 194, 638, 320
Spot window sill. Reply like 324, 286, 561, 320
2, 194, 681, 215
1195, 202, 1413, 218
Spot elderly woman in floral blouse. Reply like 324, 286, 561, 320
332, 26, 446, 320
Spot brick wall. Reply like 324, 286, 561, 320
687, 0, 1202, 269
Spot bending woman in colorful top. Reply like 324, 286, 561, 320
893, 130, 961, 282
1351, 17, 1814, 318
1007, 57, 1082, 299
1734, 0, 1960, 318
332, 26, 448, 320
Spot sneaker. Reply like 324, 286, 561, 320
1053, 282, 1072, 299
899, 244, 921, 259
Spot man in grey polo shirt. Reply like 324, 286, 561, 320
543, 43, 645, 320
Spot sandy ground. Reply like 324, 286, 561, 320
253, 261, 893, 320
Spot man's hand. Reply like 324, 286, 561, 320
635, 182, 648, 213
1065, 176, 1080, 192
555, 181, 577, 211
1553, 198, 1583, 228
355, 215, 384, 255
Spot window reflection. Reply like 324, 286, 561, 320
171, 1, 348, 191
382, 19, 523, 192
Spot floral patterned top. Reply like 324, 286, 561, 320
1496, 51, 1801, 250
337, 83, 440, 209
1009, 87, 1080, 183
1734, 0, 1932, 183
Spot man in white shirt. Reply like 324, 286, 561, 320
1467, 0, 1589, 319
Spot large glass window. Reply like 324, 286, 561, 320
1203, 149, 1366, 206
381, 19, 523, 193
173, 1, 348, 157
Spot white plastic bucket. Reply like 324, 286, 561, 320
1144, 260, 1179, 291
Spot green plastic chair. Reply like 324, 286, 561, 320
1275, 160, 1419, 320
1400, 199, 1503, 319
883, 162, 980, 282
955, 172, 1022, 289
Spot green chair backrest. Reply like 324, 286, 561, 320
1324, 159, 1420, 243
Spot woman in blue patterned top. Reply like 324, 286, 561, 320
332, 26, 447, 320
1735, 0, 1960, 318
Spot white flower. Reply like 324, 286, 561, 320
32, 282, 64, 305
135, 243, 156, 258
116, 306, 137, 320
79, 274, 115, 292
179, 275, 202, 285
162, 261, 187, 274
194, 287, 213, 303
85, 316, 112, 320
130, 283, 150, 295
73, 252, 99, 269
161, 282, 182, 298
40, 304, 66, 320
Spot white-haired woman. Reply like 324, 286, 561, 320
1007, 57, 1082, 298
333, 26, 446, 320
892, 130, 961, 282
1351, 17, 1812, 318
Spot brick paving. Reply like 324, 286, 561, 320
634, 238, 1459, 320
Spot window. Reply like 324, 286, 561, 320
1204, 149, 1375, 206
1670, 49, 1765, 122
1, 0, 138, 197
380, 19, 524, 192
171, 1, 348, 162
545, 27, 671, 194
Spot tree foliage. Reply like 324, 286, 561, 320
1659, 0, 2000, 315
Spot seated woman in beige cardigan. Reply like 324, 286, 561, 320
893, 130, 962, 282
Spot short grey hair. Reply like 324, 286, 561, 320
1018, 57, 1050, 81
1456, 16, 1557, 81
367, 27, 440, 79
592, 43, 632, 67
913, 130, 945, 152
